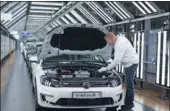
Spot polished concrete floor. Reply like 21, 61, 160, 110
0, 51, 160, 111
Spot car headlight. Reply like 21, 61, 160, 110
40, 75, 61, 87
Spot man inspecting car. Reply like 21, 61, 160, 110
98, 32, 139, 111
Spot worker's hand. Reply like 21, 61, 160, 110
107, 58, 113, 64
98, 67, 108, 73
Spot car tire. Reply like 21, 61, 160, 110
35, 103, 43, 111
106, 106, 118, 111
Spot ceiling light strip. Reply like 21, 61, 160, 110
78, 5, 101, 25
28, 15, 51, 18
109, 2, 127, 19
77, 6, 98, 25
144, 2, 157, 12
30, 10, 54, 13
88, 2, 111, 22
91, 2, 113, 22
113, 2, 131, 18
53, 21, 58, 26
30, 6, 59, 10
31, 2, 63, 6
87, 2, 110, 23
132, 2, 147, 15
56, 20, 62, 25
12, 3, 28, 17
61, 16, 70, 24
65, 13, 78, 24
138, 2, 151, 13
4, 8, 27, 26
6, 13, 26, 28
70, 10, 88, 24
104, 2, 124, 20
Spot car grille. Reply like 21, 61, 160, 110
61, 78, 109, 87
55, 98, 114, 106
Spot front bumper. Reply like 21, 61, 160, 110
36, 84, 123, 109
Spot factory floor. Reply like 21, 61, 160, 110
1, 51, 169, 111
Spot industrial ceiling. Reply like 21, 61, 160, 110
0, 1, 169, 39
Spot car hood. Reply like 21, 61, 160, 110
39, 24, 113, 61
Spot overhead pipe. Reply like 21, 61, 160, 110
104, 12, 170, 27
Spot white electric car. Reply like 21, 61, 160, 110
30, 24, 123, 111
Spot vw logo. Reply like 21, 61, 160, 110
82, 81, 91, 89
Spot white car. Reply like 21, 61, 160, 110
30, 24, 123, 111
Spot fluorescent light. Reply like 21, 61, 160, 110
167, 41, 170, 87
65, 14, 77, 24
12, 3, 28, 18
140, 32, 144, 79
119, 64, 121, 73
9, 16, 26, 30
136, 32, 140, 78
6, 12, 26, 28
78, 6, 100, 25
109, 2, 127, 19
87, 2, 110, 23
30, 6, 59, 10
156, 31, 161, 84
61, 16, 70, 24
91, 2, 113, 22
5, 8, 27, 26
30, 10, 54, 13
161, 31, 167, 85
104, 2, 124, 20
31, 2, 63, 6
56, 20, 62, 25
145, 2, 157, 12
51, 23, 55, 27
28, 18, 48, 20
79, 5, 101, 25
138, 2, 151, 14
134, 33, 137, 60
116, 65, 118, 72
132, 2, 147, 15
77, 7, 97, 25
2, 2, 19, 12
53, 22, 58, 26
28, 15, 51, 18
46, 26, 51, 31
122, 65, 124, 73
26, 24, 40, 26
113, 2, 131, 18
70, 10, 88, 24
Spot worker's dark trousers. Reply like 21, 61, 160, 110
124, 64, 138, 109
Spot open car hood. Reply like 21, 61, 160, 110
39, 24, 112, 61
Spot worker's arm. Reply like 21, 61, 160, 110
106, 43, 127, 70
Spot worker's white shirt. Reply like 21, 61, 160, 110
107, 37, 139, 69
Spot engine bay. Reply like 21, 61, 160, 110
44, 66, 112, 78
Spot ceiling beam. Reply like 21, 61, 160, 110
104, 12, 170, 27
